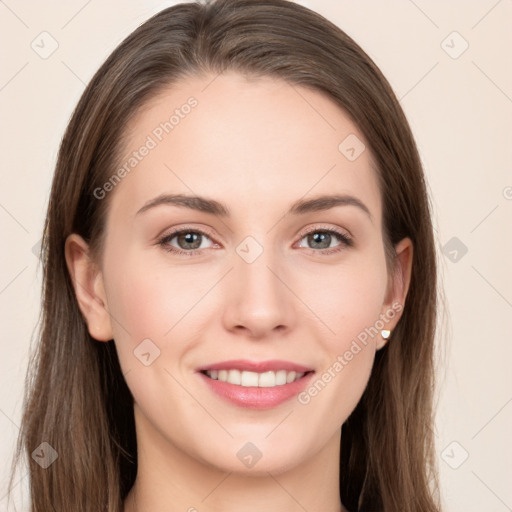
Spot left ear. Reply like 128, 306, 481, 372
376, 237, 413, 350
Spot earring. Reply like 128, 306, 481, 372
381, 329, 391, 340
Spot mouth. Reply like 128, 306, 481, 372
196, 360, 315, 409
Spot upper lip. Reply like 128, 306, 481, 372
197, 359, 314, 373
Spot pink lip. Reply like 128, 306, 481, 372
197, 359, 313, 373
199, 372, 314, 409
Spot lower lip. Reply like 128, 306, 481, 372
198, 372, 314, 409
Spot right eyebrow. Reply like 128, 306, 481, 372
136, 194, 229, 217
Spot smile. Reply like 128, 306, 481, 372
197, 360, 315, 409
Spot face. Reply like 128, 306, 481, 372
67, 71, 411, 477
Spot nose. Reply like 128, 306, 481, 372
221, 246, 296, 340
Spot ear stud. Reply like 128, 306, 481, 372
381, 329, 391, 340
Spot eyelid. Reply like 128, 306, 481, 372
157, 224, 217, 242
296, 223, 352, 242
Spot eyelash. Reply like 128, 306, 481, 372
157, 225, 353, 257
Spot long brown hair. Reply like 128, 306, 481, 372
9, 1, 440, 510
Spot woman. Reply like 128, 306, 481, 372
11, 0, 441, 510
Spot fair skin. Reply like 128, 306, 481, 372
65, 72, 412, 512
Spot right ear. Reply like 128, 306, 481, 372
64, 233, 113, 342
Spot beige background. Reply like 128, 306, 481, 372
1, 0, 511, 510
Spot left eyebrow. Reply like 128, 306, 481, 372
288, 194, 373, 222
135, 193, 373, 223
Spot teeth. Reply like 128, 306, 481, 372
259, 371, 275, 387
241, 371, 259, 387
286, 371, 296, 383
205, 369, 307, 387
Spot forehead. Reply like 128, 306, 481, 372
107, 71, 381, 226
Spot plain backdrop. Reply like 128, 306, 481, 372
1, 1, 511, 510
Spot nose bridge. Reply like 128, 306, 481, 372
236, 234, 286, 304
222, 234, 295, 337
238, 240, 281, 297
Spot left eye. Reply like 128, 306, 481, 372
297, 229, 352, 251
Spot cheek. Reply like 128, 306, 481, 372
297, 269, 384, 430
103, 249, 199, 341
295, 255, 387, 412
108, 274, 166, 341
300, 258, 388, 346
102, 261, 196, 411
102, 252, 216, 383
